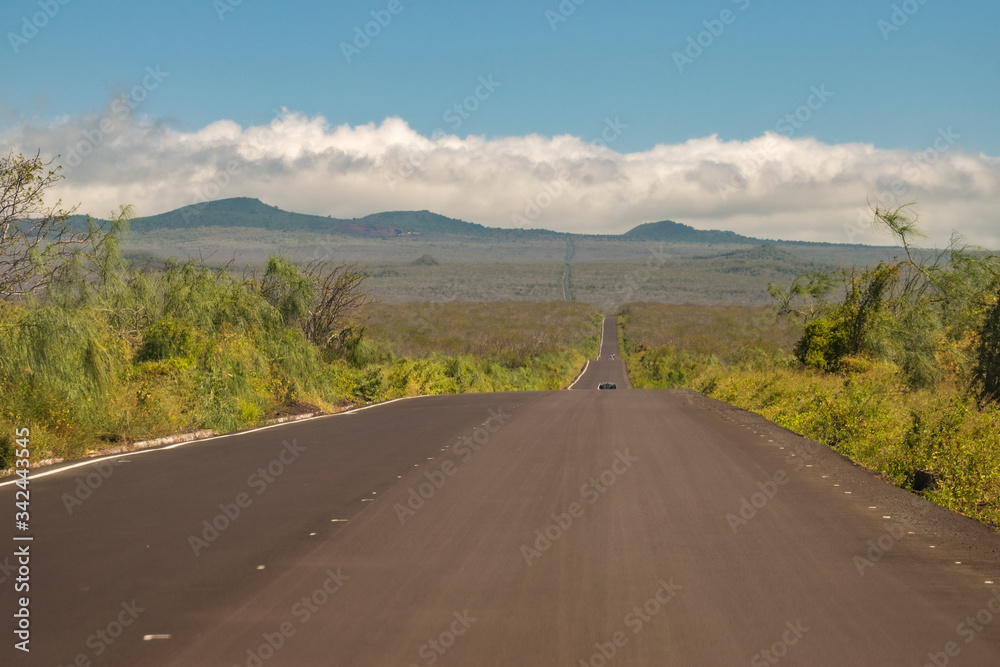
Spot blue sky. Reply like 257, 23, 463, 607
3, 0, 999, 245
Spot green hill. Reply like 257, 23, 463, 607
130, 198, 497, 239
73, 197, 888, 254
127, 199, 770, 244
622, 220, 759, 244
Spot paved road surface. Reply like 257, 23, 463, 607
3, 317, 999, 665
570, 316, 631, 390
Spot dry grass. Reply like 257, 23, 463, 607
360, 301, 601, 361
618, 302, 802, 363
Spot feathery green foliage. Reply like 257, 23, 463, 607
777, 206, 1000, 389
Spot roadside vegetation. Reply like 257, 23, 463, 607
0, 151, 599, 468
620, 205, 1000, 528
344, 301, 599, 400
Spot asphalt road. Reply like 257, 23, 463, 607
3, 318, 1000, 665
570, 315, 632, 390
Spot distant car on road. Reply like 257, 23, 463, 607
608, 353, 615, 360
599, 382, 617, 390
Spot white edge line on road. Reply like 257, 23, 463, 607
0, 394, 436, 488
567, 360, 590, 390
597, 316, 606, 360
341, 394, 430, 414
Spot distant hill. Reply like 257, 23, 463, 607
130, 198, 498, 239
136, 199, 768, 245
75, 197, 881, 249
130, 198, 767, 244
622, 220, 759, 244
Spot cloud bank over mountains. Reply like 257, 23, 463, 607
5, 110, 998, 247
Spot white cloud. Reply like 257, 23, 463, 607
3, 111, 998, 247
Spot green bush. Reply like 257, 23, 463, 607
975, 290, 1000, 403
136, 318, 198, 362
795, 316, 848, 371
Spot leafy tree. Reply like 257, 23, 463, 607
0, 150, 103, 299
793, 263, 899, 371
841, 262, 901, 358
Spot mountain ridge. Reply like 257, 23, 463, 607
79, 197, 877, 248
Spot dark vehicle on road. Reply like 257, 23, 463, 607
599, 382, 617, 389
